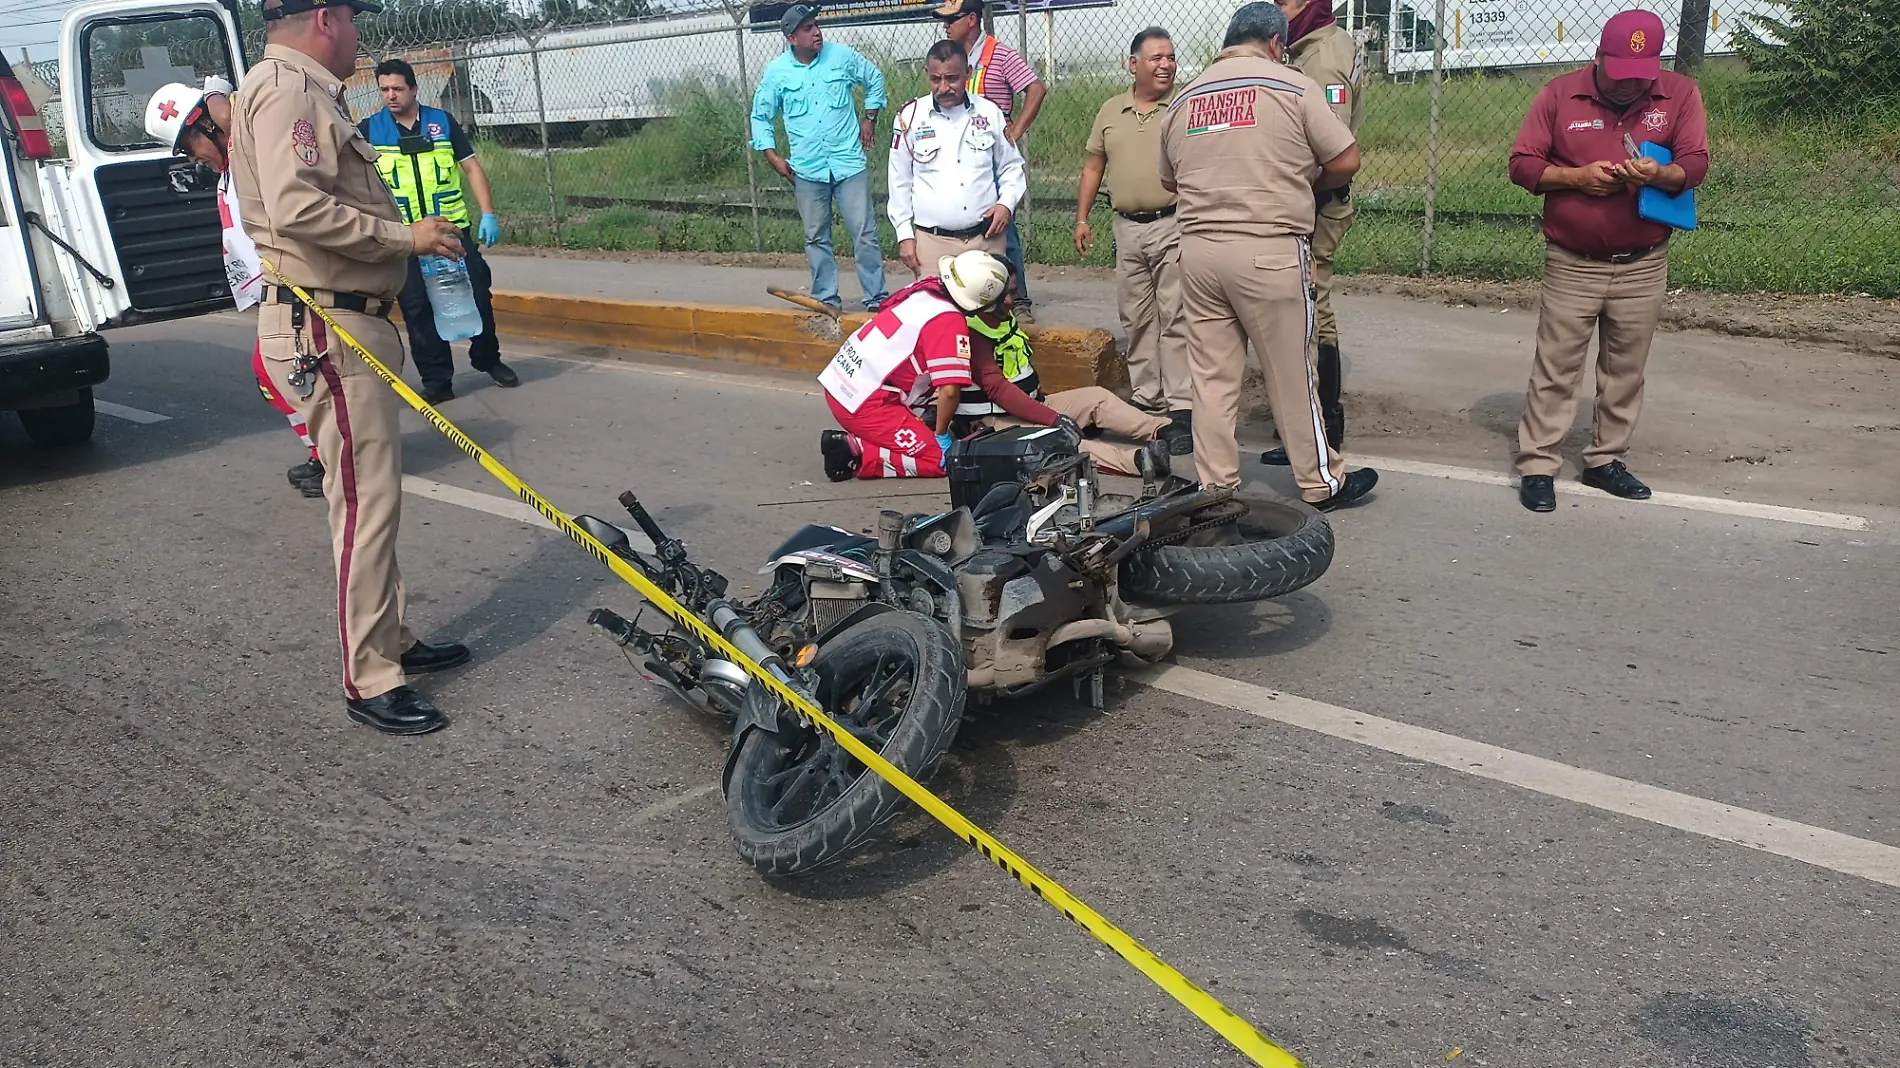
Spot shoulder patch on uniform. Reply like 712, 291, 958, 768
1326, 84, 1347, 105
291, 119, 319, 166
956, 333, 971, 356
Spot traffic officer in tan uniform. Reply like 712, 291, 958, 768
1261, 0, 1361, 466
231, 0, 472, 734
1075, 26, 1193, 455
1159, 2, 1377, 510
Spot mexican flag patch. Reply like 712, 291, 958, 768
1326, 84, 1346, 106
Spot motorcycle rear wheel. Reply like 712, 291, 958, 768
1119, 494, 1335, 606
726, 611, 966, 878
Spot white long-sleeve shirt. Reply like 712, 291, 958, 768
886, 92, 1026, 241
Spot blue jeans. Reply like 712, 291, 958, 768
794, 171, 887, 310
1004, 214, 1030, 302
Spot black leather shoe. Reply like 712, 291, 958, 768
346, 686, 447, 736
419, 382, 454, 405
401, 640, 470, 675
1519, 474, 1557, 512
1580, 460, 1651, 500
287, 457, 323, 485
820, 430, 859, 483
1311, 467, 1378, 512
1160, 410, 1194, 455
296, 474, 325, 499
1260, 446, 1291, 466
1263, 408, 1346, 466
486, 361, 520, 388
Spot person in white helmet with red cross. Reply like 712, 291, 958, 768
819, 249, 1076, 480
145, 77, 325, 498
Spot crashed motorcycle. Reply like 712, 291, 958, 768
580, 425, 1334, 877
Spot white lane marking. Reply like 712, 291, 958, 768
94, 399, 171, 424
1357, 454, 1870, 532
1142, 664, 1900, 890
402, 475, 654, 550
408, 474, 1900, 890
506, 346, 1870, 531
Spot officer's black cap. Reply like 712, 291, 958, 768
263, 0, 384, 21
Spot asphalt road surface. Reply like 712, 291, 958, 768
3, 313, 1895, 1068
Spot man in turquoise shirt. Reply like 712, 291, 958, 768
750, 3, 889, 311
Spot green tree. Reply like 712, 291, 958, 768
1733, 0, 1900, 117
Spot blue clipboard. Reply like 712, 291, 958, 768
1634, 140, 1697, 231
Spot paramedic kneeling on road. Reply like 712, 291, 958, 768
819, 251, 1012, 481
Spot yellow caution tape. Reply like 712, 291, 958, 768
261, 259, 1304, 1068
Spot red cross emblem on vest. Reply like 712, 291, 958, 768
158, 100, 178, 121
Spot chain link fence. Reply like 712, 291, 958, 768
17, 0, 1900, 294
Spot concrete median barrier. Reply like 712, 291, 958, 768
433, 291, 1128, 394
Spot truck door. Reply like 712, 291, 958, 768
0, 58, 49, 330
42, 0, 246, 330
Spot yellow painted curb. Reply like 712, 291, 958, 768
446, 291, 1126, 394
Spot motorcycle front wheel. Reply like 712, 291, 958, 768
726, 611, 966, 878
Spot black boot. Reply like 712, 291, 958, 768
1160, 409, 1194, 455
1264, 343, 1346, 465
820, 430, 859, 483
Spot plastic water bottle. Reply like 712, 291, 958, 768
420, 254, 482, 341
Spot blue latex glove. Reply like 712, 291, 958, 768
935, 431, 955, 457
477, 213, 501, 247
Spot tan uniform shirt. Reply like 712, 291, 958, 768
1158, 47, 1356, 239
1084, 88, 1177, 213
229, 43, 411, 299
1287, 23, 1364, 134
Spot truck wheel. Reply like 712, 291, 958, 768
18, 389, 96, 446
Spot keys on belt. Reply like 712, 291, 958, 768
285, 303, 320, 400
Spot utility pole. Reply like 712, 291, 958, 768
1676, 0, 1711, 71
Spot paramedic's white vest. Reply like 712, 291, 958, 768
217, 168, 264, 311
817, 289, 963, 414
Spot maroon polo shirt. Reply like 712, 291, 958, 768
1508, 64, 1709, 256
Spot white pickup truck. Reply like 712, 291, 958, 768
0, 0, 247, 444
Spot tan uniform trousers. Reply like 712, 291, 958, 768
1515, 242, 1669, 478
1113, 213, 1193, 413
1181, 233, 1345, 502
912, 229, 1006, 278
1309, 196, 1355, 347
984, 386, 1170, 475
257, 301, 415, 701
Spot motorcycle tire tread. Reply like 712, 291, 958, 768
725, 611, 966, 878
1119, 496, 1335, 606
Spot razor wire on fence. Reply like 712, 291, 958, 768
20, 0, 1900, 294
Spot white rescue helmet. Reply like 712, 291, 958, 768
938, 250, 1009, 312
143, 75, 232, 152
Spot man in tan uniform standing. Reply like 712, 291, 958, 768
231, 0, 472, 734
1159, 2, 1377, 511
1261, 0, 1361, 467
1075, 26, 1192, 455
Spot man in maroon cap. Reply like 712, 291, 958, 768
1506, 9, 1708, 513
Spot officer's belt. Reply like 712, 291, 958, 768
266, 286, 395, 318
1554, 240, 1667, 265
915, 221, 990, 240
1115, 205, 1176, 224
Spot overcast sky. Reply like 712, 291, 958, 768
0, 0, 74, 61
